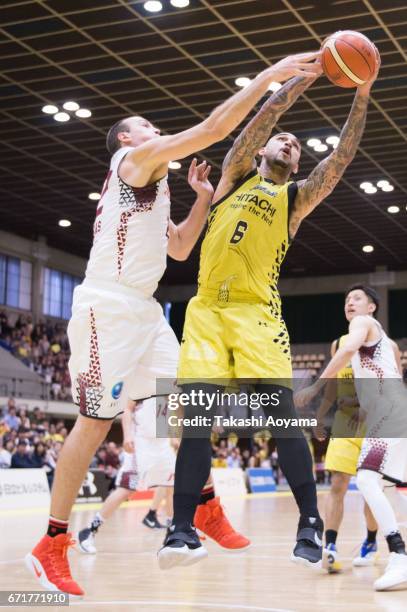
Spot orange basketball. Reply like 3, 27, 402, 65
321, 30, 379, 88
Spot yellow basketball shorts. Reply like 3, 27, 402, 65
325, 437, 363, 475
177, 294, 292, 382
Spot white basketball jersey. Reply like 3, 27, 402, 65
85, 147, 170, 296
351, 318, 400, 381
351, 317, 402, 410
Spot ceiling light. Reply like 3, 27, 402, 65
362, 245, 374, 253
360, 181, 373, 190
88, 192, 101, 201
42, 104, 58, 115
168, 161, 181, 170
307, 138, 321, 147
268, 81, 282, 92
314, 143, 328, 152
75, 108, 92, 118
364, 186, 377, 194
144, 1, 162, 12
63, 101, 80, 111
326, 135, 339, 146
377, 180, 390, 188
53, 112, 70, 122
387, 205, 400, 214
235, 77, 251, 88
170, 0, 190, 7
58, 219, 71, 228
381, 184, 394, 192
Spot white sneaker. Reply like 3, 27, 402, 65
353, 540, 379, 567
322, 544, 342, 573
77, 528, 97, 554
374, 553, 407, 591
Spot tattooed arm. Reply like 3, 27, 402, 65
214, 70, 321, 202
289, 47, 380, 240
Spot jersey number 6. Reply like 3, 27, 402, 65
230, 220, 248, 244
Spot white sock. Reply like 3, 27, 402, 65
357, 470, 399, 536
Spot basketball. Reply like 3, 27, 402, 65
321, 30, 379, 88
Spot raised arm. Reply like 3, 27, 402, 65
295, 317, 372, 409
289, 48, 380, 239
215, 70, 321, 201
168, 159, 214, 261
122, 52, 321, 187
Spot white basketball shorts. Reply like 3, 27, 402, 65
68, 279, 179, 420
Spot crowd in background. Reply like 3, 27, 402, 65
0, 311, 71, 401
0, 398, 124, 490
0, 397, 311, 489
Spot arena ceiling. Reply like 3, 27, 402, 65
1, 0, 407, 285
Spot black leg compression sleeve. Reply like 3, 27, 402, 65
173, 437, 212, 526
258, 384, 320, 520
172, 384, 219, 527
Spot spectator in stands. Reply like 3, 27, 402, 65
17, 407, 31, 429
0, 437, 13, 468
4, 402, 20, 431
31, 442, 47, 469
11, 440, 33, 468
227, 448, 242, 469
0, 417, 10, 438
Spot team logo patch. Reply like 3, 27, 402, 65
111, 381, 124, 400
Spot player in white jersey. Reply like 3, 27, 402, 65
296, 284, 407, 591
25, 52, 321, 597
77, 397, 176, 554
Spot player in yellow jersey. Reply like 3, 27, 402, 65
158, 51, 380, 569
316, 334, 378, 573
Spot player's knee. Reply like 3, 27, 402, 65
330, 472, 349, 496
75, 414, 113, 441
356, 469, 379, 493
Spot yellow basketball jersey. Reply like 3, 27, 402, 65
198, 169, 297, 315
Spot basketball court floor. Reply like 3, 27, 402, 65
1, 491, 406, 611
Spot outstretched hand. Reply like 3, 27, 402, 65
358, 44, 381, 95
270, 51, 323, 82
188, 158, 214, 200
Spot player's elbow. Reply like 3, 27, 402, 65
203, 118, 228, 143
168, 246, 191, 261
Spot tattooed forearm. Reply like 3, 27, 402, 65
222, 75, 317, 179
290, 91, 370, 237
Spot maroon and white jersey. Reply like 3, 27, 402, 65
85, 147, 170, 296
351, 317, 404, 421
351, 318, 400, 383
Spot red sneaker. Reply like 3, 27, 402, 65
194, 497, 250, 550
25, 533, 84, 597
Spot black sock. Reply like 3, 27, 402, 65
199, 485, 215, 505
386, 531, 406, 554
326, 529, 338, 546
47, 516, 68, 538
367, 529, 377, 544
146, 509, 157, 520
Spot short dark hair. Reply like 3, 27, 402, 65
345, 283, 380, 316
106, 119, 130, 155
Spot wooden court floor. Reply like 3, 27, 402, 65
1, 491, 406, 612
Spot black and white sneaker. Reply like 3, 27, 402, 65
158, 523, 208, 570
77, 528, 97, 554
290, 516, 323, 569
142, 511, 166, 529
